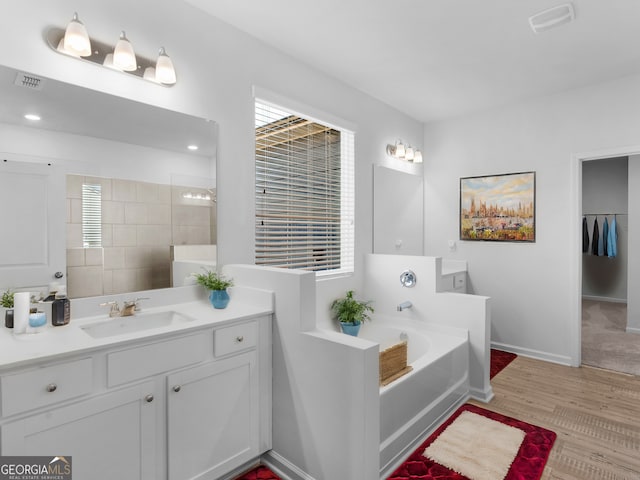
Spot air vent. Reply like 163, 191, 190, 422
14, 72, 45, 90
529, 3, 575, 34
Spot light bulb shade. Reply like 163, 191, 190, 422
57, 38, 79, 57
113, 31, 137, 71
405, 146, 415, 161
144, 67, 162, 83
102, 53, 122, 70
395, 142, 406, 158
155, 47, 176, 84
413, 150, 423, 163
64, 12, 91, 57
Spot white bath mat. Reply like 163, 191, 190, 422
423, 410, 526, 480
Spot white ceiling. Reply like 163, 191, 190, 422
185, 0, 640, 123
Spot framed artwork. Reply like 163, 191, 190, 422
460, 171, 535, 242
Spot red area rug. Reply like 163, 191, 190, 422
387, 403, 556, 480
491, 349, 517, 379
235, 465, 280, 480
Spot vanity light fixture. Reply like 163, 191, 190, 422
386, 140, 423, 164
187, 145, 199, 151
24, 114, 41, 121
182, 192, 211, 201
63, 12, 91, 57
47, 13, 177, 86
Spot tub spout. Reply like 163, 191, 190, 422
397, 301, 412, 311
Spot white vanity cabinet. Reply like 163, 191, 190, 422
1, 380, 160, 479
0, 315, 271, 480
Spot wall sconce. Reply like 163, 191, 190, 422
46, 12, 177, 86
386, 140, 423, 163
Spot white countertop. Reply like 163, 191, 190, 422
0, 286, 273, 371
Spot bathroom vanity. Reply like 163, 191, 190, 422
0, 291, 272, 480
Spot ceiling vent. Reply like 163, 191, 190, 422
529, 3, 575, 34
14, 72, 45, 90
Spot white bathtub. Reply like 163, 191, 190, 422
358, 317, 470, 477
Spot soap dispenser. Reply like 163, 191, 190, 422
51, 286, 70, 326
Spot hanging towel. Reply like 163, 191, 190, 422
608, 216, 617, 258
582, 217, 589, 253
591, 218, 599, 255
602, 217, 609, 257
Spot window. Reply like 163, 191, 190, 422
255, 101, 354, 276
82, 183, 102, 247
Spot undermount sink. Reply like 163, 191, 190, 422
80, 311, 195, 339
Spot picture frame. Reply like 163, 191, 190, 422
460, 171, 535, 242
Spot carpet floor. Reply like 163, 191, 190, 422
582, 299, 640, 376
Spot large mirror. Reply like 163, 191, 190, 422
0, 65, 217, 299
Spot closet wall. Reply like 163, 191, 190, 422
582, 157, 628, 302
628, 155, 640, 333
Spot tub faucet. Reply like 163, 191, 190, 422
397, 301, 412, 312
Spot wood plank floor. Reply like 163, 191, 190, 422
470, 356, 640, 480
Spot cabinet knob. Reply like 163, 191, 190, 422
236, 336, 244, 343
46, 383, 57, 393
145, 394, 154, 403
172, 385, 181, 393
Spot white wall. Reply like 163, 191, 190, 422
582, 157, 628, 302
223, 265, 380, 480
0, 1, 423, 314
628, 155, 640, 333
424, 72, 640, 365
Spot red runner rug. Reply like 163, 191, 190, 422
387, 403, 556, 480
491, 349, 517, 379
235, 465, 280, 480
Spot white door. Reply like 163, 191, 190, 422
0, 158, 66, 290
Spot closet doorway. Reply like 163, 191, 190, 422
581, 156, 639, 376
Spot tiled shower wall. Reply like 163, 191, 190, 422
66, 175, 215, 298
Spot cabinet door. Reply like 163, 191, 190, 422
167, 351, 259, 480
1, 381, 158, 480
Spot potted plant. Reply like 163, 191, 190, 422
194, 270, 234, 309
331, 290, 374, 336
1, 289, 14, 328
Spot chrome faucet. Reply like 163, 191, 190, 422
121, 297, 149, 316
100, 301, 121, 317
397, 301, 412, 312
99, 297, 149, 317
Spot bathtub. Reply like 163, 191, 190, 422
358, 317, 470, 477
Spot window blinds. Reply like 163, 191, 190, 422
82, 183, 102, 248
255, 101, 354, 275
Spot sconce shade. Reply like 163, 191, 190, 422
414, 150, 423, 163
155, 47, 176, 84
102, 53, 121, 70
143, 67, 157, 82
63, 12, 91, 57
405, 146, 415, 161
395, 142, 406, 158
113, 31, 137, 71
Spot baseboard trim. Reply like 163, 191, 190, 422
581, 295, 627, 304
469, 385, 494, 403
491, 342, 573, 366
261, 450, 315, 480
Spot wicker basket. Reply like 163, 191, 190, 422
379, 340, 412, 386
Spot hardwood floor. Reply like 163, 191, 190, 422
470, 356, 640, 480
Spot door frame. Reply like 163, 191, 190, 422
570, 145, 640, 367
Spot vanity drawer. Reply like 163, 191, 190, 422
1, 358, 93, 417
214, 321, 257, 357
107, 332, 208, 387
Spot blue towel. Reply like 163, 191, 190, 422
602, 217, 609, 256
608, 217, 617, 258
